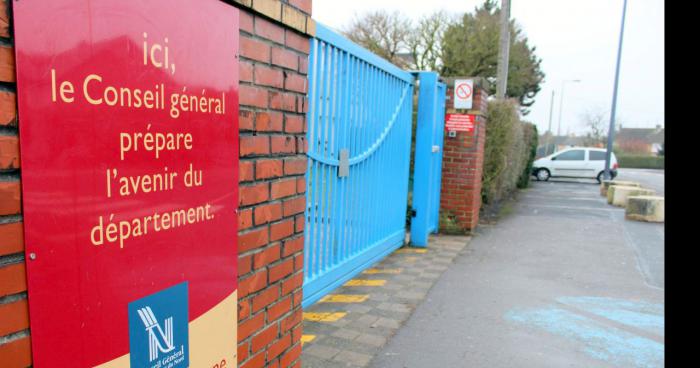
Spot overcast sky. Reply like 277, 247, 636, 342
313, 0, 664, 136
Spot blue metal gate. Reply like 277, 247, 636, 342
302, 23, 415, 307
410, 72, 447, 246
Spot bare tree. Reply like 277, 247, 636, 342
580, 109, 608, 147
407, 11, 452, 71
343, 10, 413, 68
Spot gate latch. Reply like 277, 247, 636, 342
338, 149, 349, 177
410, 208, 417, 218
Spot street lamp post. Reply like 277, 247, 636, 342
546, 90, 555, 155
556, 79, 581, 137
604, 0, 628, 180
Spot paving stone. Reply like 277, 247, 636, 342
382, 283, 404, 290
420, 272, 441, 279
367, 293, 390, 302
343, 304, 373, 314
332, 328, 362, 340
370, 308, 411, 320
332, 350, 373, 367
305, 321, 340, 335
349, 322, 396, 337
412, 281, 432, 289
392, 275, 416, 282
355, 333, 387, 347
331, 318, 352, 327
371, 317, 401, 329
300, 355, 333, 368
318, 335, 367, 351
427, 265, 449, 271
359, 300, 383, 309
432, 259, 453, 266
302, 235, 472, 367
376, 302, 411, 313
304, 344, 342, 360
395, 291, 426, 300
355, 314, 380, 326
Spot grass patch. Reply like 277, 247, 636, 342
439, 210, 468, 235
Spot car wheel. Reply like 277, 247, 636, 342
536, 169, 550, 181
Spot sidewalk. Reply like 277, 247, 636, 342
370, 180, 664, 368
300, 235, 471, 368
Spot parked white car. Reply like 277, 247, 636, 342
532, 147, 618, 183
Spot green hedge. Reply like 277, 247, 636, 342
517, 123, 538, 189
617, 155, 665, 169
482, 100, 535, 205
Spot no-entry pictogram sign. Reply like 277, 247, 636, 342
454, 79, 473, 109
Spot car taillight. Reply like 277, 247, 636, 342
613, 163, 619, 169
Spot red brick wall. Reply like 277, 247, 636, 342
0, 0, 31, 366
440, 80, 488, 232
236, 4, 309, 367
0, 1, 311, 367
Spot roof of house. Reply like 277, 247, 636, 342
616, 127, 664, 144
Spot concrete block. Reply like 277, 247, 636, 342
600, 180, 640, 196
610, 186, 655, 207
626, 195, 664, 222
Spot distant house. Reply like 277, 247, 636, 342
615, 125, 664, 155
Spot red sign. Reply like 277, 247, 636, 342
13, 1, 239, 367
445, 114, 476, 132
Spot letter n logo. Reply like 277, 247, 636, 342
128, 282, 189, 368
137, 306, 175, 361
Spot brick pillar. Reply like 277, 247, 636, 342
0, 0, 31, 366
0, 1, 314, 367
232, 1, 312, 368
439, 77, 488, 233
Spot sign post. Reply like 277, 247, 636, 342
13, 1, 240, 367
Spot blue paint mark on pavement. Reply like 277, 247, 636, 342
557, 296, 664, 337
505, 297, 664, 367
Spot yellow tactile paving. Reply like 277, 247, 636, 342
303, 312, 347, 322
395, 248, 427, 254
320, 294, 369, 303
344, 279, 386, 287
363, 268, 402, 274
301, 335, 316, 346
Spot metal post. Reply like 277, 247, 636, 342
557, 79, 580, 137
604, 0, 628, 180
496, 0, 511, 98
546, 90, 555, 155
410, 72, 439, 247
557, 82, 566, 136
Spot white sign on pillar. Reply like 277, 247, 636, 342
454, 79, 474, 109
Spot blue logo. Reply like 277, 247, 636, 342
128, 282, 189, 368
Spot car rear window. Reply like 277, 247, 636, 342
589, 151, 607, 160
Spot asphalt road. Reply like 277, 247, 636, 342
370, 180, 664, 368
614, 168, 665, 196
